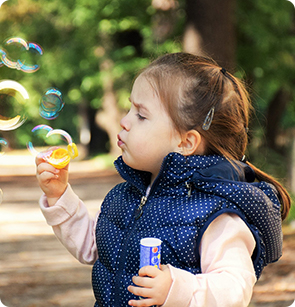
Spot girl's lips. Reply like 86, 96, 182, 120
117, 134, 124, 148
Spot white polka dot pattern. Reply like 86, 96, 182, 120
91, 153, 282, 306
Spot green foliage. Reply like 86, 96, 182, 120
1, 0, 295, 165
237, 0, 295, 127
0, 0, 183, 149
235, 0, 295, 191
286, 197, 295, 222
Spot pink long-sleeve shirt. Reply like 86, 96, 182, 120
40, 184, 257, 307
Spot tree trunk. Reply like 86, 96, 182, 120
183, 0, 237, 71
95, 59, 122, 158
265, 88, 290, 151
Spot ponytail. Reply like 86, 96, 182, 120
142, 53, 291, 220
246, 161, 291, 220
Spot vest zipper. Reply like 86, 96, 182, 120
185, 181, 192, 197
113, 193, 147, 305
134, 195, 147, 219
113, 157, 166, 305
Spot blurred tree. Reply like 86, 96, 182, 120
183, 0, 237, 71
236, 0, 295, 154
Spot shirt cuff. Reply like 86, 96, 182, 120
39, 184, 80, 226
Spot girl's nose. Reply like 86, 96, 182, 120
120, 113, 130, 131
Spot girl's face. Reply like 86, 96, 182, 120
118, 75, 182, 183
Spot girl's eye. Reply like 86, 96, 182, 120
136, 113, 146, 121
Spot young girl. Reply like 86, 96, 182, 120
36, 52, 291, 307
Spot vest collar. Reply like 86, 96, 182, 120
114, 153, 255, 193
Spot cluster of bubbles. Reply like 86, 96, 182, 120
0, 37, 43, 73
0, 38, 66, 154
0, 36, 76, 205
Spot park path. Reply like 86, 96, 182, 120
0, 157, 294, 307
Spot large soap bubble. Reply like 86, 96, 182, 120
27, 125, 78, 169
39, 88, 64, 120
0, 37, 43, 73
0, 80, 28, 131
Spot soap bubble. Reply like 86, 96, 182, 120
27, 125, 78, 169
27, 124, 53, 156
18, 41, 43, 73
0, 137, 8, 156
0, 37, 43, 73
39, 88, 64, 120
0, 80, 28, 131
1, 37, 28, 70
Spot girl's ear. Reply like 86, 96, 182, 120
178, 130, 205, 156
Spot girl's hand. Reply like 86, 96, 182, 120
36, 150, 69, 206
127, 265, 172, 306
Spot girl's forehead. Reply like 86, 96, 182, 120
131, 75, 158, 98
130, 76, 168, 113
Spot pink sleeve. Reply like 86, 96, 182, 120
161, 213, 257, 307
39, 184, 99, 265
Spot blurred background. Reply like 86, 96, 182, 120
0, 0, 295, 306
1, 0, 295, 193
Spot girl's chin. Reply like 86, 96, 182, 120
121, 155, 146, 172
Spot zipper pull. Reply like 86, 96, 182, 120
185, 182, 192, 197
134, 196, 147, 220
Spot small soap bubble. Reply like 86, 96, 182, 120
27, 125, 77, 169
0, 137, 8, 156
39, 88, 64, 120
0, 80, 28, 131
1, 37, 27, 70
19, 41, 43, 73
27, 124, 54, 156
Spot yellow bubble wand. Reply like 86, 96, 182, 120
44, 129, 78, 169
27, 125, 79, 169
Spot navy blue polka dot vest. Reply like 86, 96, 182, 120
92, 153, 282, 307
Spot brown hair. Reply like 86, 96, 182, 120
141, 52, 291, 220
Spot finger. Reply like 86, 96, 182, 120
37, 161, 59, 175
35, 154, 46, 166
35, 147, 59, 166
127, 285, 153, 299
38, 169, 59, 182
132, 276, 153, 288
138, 266, 161, 278
128, 298, 155, 307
